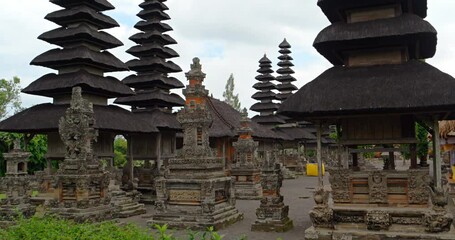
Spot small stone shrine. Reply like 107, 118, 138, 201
251, 151, 293, 232
279, 0, 455, 238
0, 140, 35, 223
231, 108, 262, 200
49, 87, 114, 222
149, 58, 243, 230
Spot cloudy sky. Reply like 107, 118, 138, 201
1, 0, 455, 115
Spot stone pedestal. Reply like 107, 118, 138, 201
231, 169, 262, 200
252, 153, 293, 232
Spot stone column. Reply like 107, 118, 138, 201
433, 119, 442, 190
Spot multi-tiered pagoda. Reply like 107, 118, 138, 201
0, 0, 153, 162
113, 0, 184, 201
275, 39, 297, 103
280, 0, 455, 239
251, 55, 284, 126
114, 0, 184, 110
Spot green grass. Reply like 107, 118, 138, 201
31, 191, 39, 197
0, 193, 6, 200
0, 216, 228, 240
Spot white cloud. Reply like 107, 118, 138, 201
1, 0, 455, 116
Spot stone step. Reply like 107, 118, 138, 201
117, 208, 146, 218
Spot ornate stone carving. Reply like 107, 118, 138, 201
368, 171, 387, 204
366, 210, 391, 231
309, 187, 333, 228
328, 169, 351, 203
149, 59, 242, 230
251, 151, 293, 232
408, 169, 430, 205
424, 211, 453, 233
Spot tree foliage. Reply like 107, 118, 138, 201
222, 74, 241, 111
0, 76, 22, 119
114, 136, 128, 167
416, 123, 429, 160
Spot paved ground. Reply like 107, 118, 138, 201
120, 175, 321, 240
119, 159, 455, 240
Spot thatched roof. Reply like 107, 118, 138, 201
207, 98, 281, 139
127, 44, 179, 58
134, 109, 181, 131
130, 31, 177, 45
39, 24, 123, 50
22, 70, 134, 98
439, 121, 455, 138
50, 0, 115, 11
135, 21, 172, 32
251, 115, 285, 126
275, 127, 317, 141
0, 103, 158, 134
314, 14, 437, 65
115, 89, 184, 108
45, 6, 119, 29
31, 46, 128, 72
139, 1, 169, 11
127, 58, 181, 73
317, 0, 428, 23
122, 73, 184, 90
279, 60, 455, 120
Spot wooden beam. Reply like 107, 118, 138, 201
433, 119, 442, 190
348, 147, 405, 153
316, 121, 323, 187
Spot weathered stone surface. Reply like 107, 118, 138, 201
252, 151, 293, 232
149, 58, 242, 230
48, 87, 114, 222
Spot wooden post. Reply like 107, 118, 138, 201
389, 151, 395, 170
433, 119, 442, 190
127, 135, 134, 186
316, 121, 323, 187
352, 152, 359, 171
156, 132, 162, 173
410, 143, 418, 169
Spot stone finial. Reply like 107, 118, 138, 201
185, 57, 206, 81
13, 139, 21, 150
241, 108, 248, 118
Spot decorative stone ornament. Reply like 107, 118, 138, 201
251, 151, 293, 232
149, 58, 242, 230
4, 139, 30, 176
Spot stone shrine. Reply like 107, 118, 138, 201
231, 108, 262, 200
149, 58, 243, 230
251, 151, 293, 232
48, 87, 114, 222
0, 140, 35, 223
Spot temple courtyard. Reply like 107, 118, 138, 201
119, 161, 455, 240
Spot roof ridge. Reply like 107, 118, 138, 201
206, 97, 236, 131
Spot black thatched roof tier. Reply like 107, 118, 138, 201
250, 102, 280, 112
276, 83, 298, 91
127, 58, 181, 73
127, 44, 179, 58
276, 75, 296, 83
255, 74, 275, 82
252, 91, 277, 101
277, 60, 294, 68
22, 70, 134, 98
129, 31, 177, 45
275, 127, 317, 141
317, 0, 428, 23
115, 89, 184, 108
50, 0, 114, 11
135, 21, 173, 32
46, 6, 119, 29
39, 24, 123, 50
253, 81, 276, 90
137, 9, 171, 21
139, 0, 169, 11
257, 55, 274, 74
276, 67, 295, 75
276, 93, 294, 101
134, 109, 181, 131
31, 46, 128, 72
251, 115, 286, 126
278, 55, 293, 61
314, 14, 437, 65
123, 73, 184, 89
279, 60, 455, 120
207, 98, 281, 139
0, 103, 158, 134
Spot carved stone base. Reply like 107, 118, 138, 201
231, 169, 262, 200
251, 217, 293, 232
49, 204, 114, 223
310, 206, 334, 228
424, 211, 454, 233
0, 204, 35, 222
